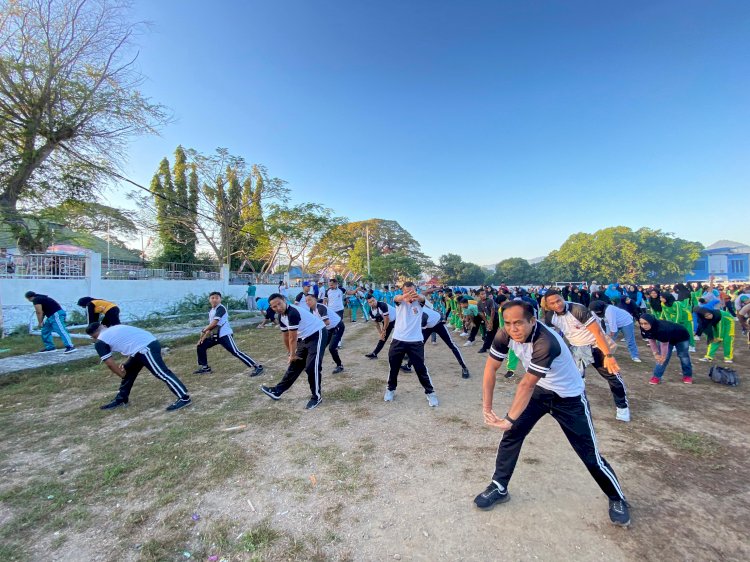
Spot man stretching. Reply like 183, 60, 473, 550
305, 294, 345, 374
385, 282, 439, 407
543, 290, 630, 422
195, 292, 264, 376
259, 294, 327, 410
364, 295, 397, 359
474, 300, 630, 527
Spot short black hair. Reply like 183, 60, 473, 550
544, 289, 562, 298
24, 291, 36, 299
85, 322, 102, 336
501, 300, 535, 321
268, 292, 285, 302
589, 300, 608, 314
209, 291, 222, 297
329, 278, 338, 284
403, 281, 415, 288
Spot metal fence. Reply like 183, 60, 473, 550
0, 253, 86, 279
101, 259, 222, 281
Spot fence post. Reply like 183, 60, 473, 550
88, 252, 102, 297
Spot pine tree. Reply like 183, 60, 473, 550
187, 162, 199, 259
155, 157, 183, 263
172, 146, 195, 262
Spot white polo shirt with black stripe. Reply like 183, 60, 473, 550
325, 288, 345, 312
279, 304, 325, 339
94, 325, 156, 361
369, 301, 396, 322
311, 303, 340, 330
545, 302, 598, 347
490, 322, 584, 397
209, 304, 232, 337
392, 299, 425, 342
422, 306, 442, 329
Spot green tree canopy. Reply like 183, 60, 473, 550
493, 258, 534, 285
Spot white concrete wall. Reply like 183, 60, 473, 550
0, 252, 281, 332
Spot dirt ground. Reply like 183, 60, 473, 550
0, 318, 748, 561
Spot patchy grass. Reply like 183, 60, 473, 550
665, 431, 721, 458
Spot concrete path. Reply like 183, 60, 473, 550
0, 318, 262, 376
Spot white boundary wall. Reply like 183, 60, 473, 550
0, 253, 279, 331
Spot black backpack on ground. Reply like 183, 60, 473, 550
708, 365, 739, 387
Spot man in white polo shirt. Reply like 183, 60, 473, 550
474, 300, 630, 528
86, 322, 191, 412
364, 296, 397, 359
259, 293, 328, 410
304, 294, 345, 374
385, 281, 439, 407
542, 290, 630, 422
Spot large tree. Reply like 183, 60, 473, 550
0, 0, 168, 214
493, 258, 534, 285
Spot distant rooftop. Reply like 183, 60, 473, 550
704, 240, 750, 253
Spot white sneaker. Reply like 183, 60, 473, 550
426, 393, 439, 407
632, 357, 642, 363
724, 359, 734, 364
699, 357, 712, 362
688, 346, 696, 353
384, 389, 395, 402
463, 340, 475, 347
616, 407, 631, 422
459, 332, 469, 337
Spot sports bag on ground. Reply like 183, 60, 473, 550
708, 365, 739, 386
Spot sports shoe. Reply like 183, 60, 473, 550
166, 397, 192, 411
648, 376, 660, 385
193, 365, 212, 374
608, 499, 631, 527
477, 348, 487, 354
365, 353, 377, 359
260, 385, 281, 400
688, 346, 696, 353
384, 389, 395, 402
682, 376, 693, 384
39, 348, 55, 353
504, 370, 515, 379
305, 397, 322, 410
432, 340, 438, 345
699, 357, 713, 362
473, 482, 510, 510
616, 407, 631, 422
463, 340, 475, 347
631, 357, 641, 363
351, 320, 357, 323
250, 365, 264, 377
426, 393, 439, 407
724, 359, 734, 364
461, 367, 470, 379
332, 365, 344, 374
63, 347, 77, 354
400, 364, 412, 372
459, 332, 469, 337
100, 398, 128, 410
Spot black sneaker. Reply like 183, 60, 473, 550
305, 396, 322, 410
100, 398, 128, 410
609, 499, 631, 527
477, 348, 487, 354
166, 397, 192, 411
474, 482, 510, 510
260, 385, 281, 400
364, 353, 377, 359
400, 364, 412, 372
39, 348, 56, 353
250, 365, 265, 377
193, 366, 212, 374
461, 367, 471, 379
63, 347, 77, 354
332, 365, 344, 374
504, 370, 515, 379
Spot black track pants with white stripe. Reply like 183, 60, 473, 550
387, 339, 434, 394
118, 341, 189, 401
406, 322, 467, 370
491, 386, 625, 501
589, 347, 628, 409
196, 334, 259, 368
326, 324, 344, 366
274, 329, 327, 400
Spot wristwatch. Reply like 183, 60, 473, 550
504, 414, 517, 425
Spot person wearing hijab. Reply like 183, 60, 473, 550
647, 289, 662, 316
658, 294, 696, 351
622, 285, 642, 321
694, 307, 735, 363
590, 300, 641, 362
605, 284, 622, 306
638, 314, 692, 385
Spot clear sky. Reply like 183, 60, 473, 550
116, 0, 750, 264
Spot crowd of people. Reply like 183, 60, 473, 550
21, 274, 748, 530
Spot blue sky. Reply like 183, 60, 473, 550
117, 0, 750, 264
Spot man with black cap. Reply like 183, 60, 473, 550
86, 322, 191, 411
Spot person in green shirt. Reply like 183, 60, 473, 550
246, 282, 257, 311
459, 297, 481, 346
